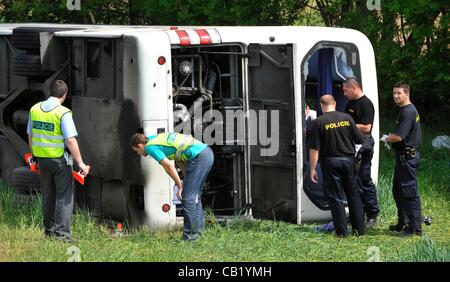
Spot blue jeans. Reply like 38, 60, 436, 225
182, 146, 214, 241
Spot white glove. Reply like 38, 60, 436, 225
354, 144, 362, 157
380, 134, 391, 149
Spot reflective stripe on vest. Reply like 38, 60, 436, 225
30, 102, 71, 158
146, 133, 196, 162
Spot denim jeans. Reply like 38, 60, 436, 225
182, 146, 214, 241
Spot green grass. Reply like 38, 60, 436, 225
0, 125, 449, 262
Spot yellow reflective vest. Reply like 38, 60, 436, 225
146, 133, 195, 162
30, 102, 71, 158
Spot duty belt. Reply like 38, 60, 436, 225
398, 146, 417, 159
323, 156, 355, 162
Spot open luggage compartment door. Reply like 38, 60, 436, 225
248, 44, 297, 222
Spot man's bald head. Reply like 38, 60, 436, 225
320, 94, 336, 106
320, 94, 336, 113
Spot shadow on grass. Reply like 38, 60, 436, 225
214, 217, 329, 236
364, 227, 404, 237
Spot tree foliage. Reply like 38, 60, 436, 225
0, 0, 448, 126
312, 0, 449, 127
137, 0, 308, 25
0, 0, 309, 25
0, 0, 131, 24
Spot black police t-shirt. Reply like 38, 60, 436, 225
392, 103, 422, 150
345, 95, 374, 133
309, 111, 365, 158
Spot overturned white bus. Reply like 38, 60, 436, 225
0, 24, 379, 230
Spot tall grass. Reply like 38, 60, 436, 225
0, 187, 42, 229
0, 124, 449, 261
398, 236, 450, 262
1, 180, 448, 262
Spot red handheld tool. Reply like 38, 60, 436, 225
72, 170, 85, 186
24, 153, 39, 174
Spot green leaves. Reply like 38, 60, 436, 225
0, 0, 309, 25
327, 0, 449, 128
0, 0, 447, 127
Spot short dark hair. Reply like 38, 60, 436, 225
50, 80, 68, 98
305, 97, 316, 110
343, 77, 361, 89
130, 133, 147, 148
393, 81, 410, 95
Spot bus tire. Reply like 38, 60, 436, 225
11, 166, 41, 194
11, 28, 41, 50
13, 54, 53, 77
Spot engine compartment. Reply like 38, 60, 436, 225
170, 45, 247, 216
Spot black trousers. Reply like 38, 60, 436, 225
393, 152, 422, 233
357, 136, 379, 218
37, 157, 74, 238
322, 157, 365, 236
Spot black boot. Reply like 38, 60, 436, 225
389, 223, 406, 232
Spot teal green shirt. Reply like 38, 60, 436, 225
144, 135, 207, 163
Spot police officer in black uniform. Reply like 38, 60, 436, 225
343, 78, 380, 227
310, 95, 366, 237
381, 81, 422, 236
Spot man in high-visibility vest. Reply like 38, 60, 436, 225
27, 80, 90, 243
130, 132, 214, 241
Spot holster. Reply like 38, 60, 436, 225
402, 146, 417, 160
397, 146, 417, 165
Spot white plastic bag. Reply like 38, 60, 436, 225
432, 135, 450, 149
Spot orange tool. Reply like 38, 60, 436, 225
24, 153, 39, 174
72, 170, 85, 186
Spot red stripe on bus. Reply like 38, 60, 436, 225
175, 30, 190, 46
196, 29, 211, 45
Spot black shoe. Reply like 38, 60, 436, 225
352, 229, 365, 237
55, 236, 77, 244
182, 233, 200, 242
389, 224, 406, 232
365, 217, 378, 228
44, 232, 55, 238
399, 230, 422, 237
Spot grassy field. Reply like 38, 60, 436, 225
0, 126, 449, 262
